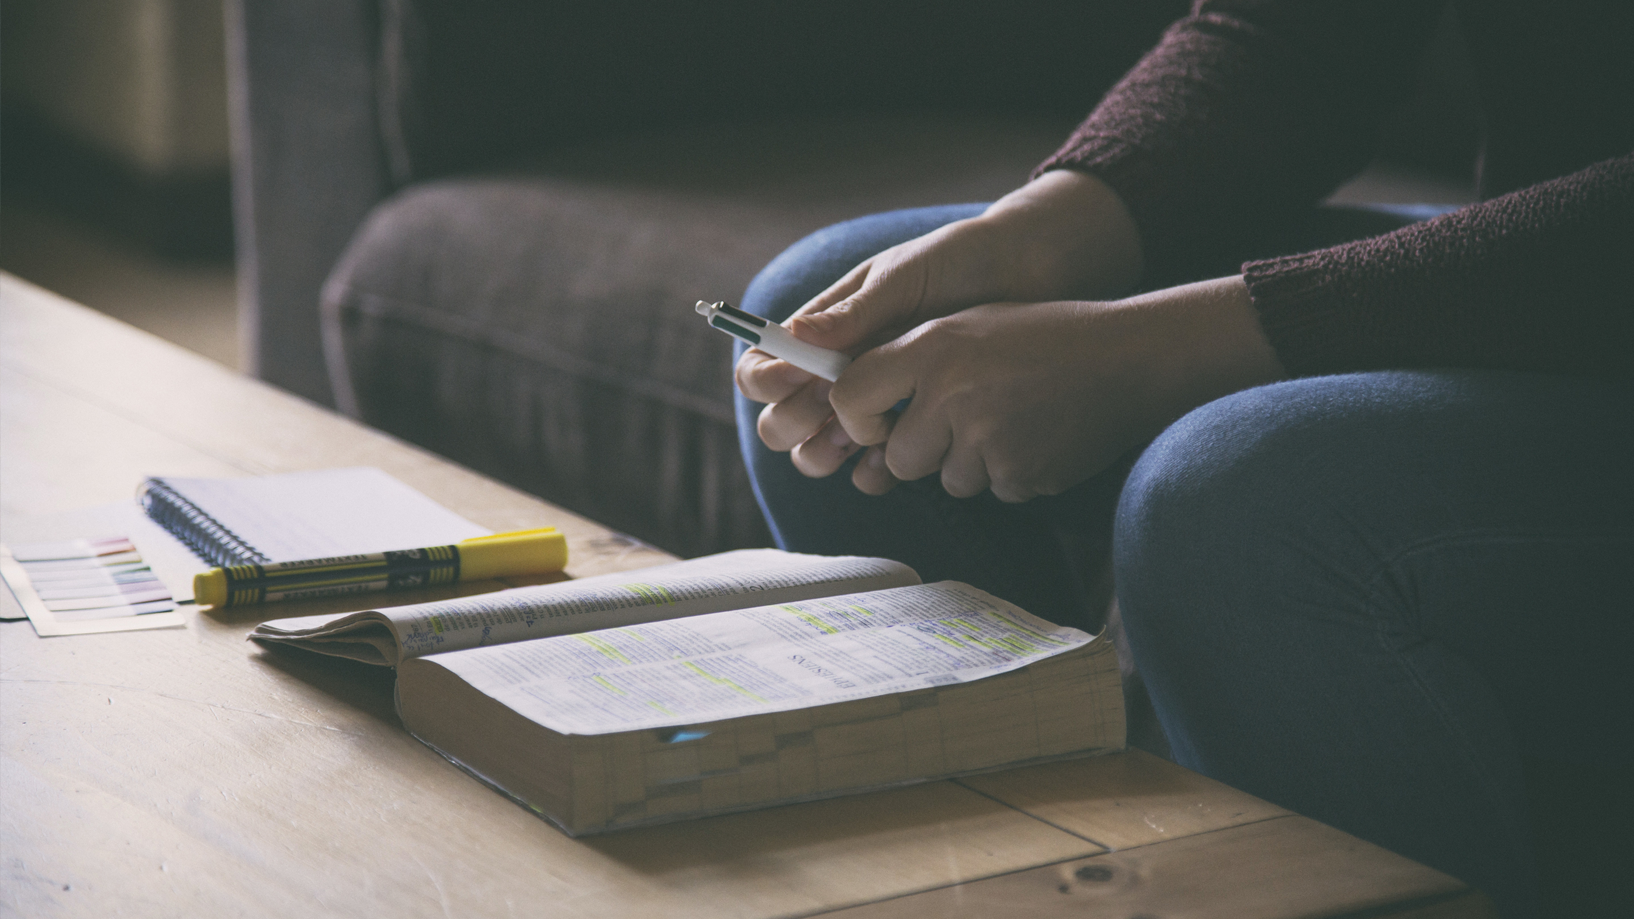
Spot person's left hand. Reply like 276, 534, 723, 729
828, 275, 1286, 501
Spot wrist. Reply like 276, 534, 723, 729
1132, 275, 1285, 417
977, 169, 1144, 301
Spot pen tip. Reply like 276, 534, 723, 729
694, 300, 714, 316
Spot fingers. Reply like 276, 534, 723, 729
736, 347, 816, 405
790, 417, 863, 478
753, 383, 864, 481
851, 446, 901, 495
938, 445, 991, 499
756, 377, 835, 451
881, 401, 951, 483
829, 342, 918, 448
987, 476, 1037, 505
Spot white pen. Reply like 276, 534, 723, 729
696, 300, 852, 382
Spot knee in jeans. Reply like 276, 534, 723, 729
1113, 380, 1367, 616
1120, 389, 1279, 550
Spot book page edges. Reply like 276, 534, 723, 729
399, 636, 1124, 836
247, 611, 405, 665
410, 726, 1123, 839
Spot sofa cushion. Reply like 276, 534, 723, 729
322, 114, 1073, 555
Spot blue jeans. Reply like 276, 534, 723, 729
734, 204, 1634, 918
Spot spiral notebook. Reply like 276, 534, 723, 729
138, 467, 489, 569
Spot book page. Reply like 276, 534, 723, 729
423, 581, 1093, 735
250, 550, 919, 664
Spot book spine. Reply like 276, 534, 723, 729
138, 478, 270, 567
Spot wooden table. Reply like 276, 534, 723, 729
0, 273, 1493, 918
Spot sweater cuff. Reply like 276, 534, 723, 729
1033, 136, 1189, 277
1241, 250, 1358, 378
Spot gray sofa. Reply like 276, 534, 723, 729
225, 0, 1184, 556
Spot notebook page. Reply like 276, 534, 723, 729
154, 468, 488, 562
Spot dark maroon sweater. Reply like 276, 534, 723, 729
1038, 0, 1633, 380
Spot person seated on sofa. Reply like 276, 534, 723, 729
731, 2, 1631, 917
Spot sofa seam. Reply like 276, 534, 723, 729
335, 287, 739, 426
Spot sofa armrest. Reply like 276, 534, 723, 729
226, 0, 389, 405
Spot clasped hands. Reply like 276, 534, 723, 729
735, 171, 1284, 503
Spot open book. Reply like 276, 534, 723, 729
249, 550, 921, 666
254, 550, 1125, 834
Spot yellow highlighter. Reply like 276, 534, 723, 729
193, 528, 567, 608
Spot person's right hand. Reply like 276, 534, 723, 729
735, 169, 1145, 480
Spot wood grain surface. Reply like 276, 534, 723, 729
813, 816, 1494, 919
959, 748, 1290, 849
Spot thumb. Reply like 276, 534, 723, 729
789, 296, 875, 352
793, 268, 923, 353
792, 248, 927, 351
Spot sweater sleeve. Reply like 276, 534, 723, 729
1245, 153, 1634, 380
1040, 0, 1634, 380
1036, 0, 1445, 275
